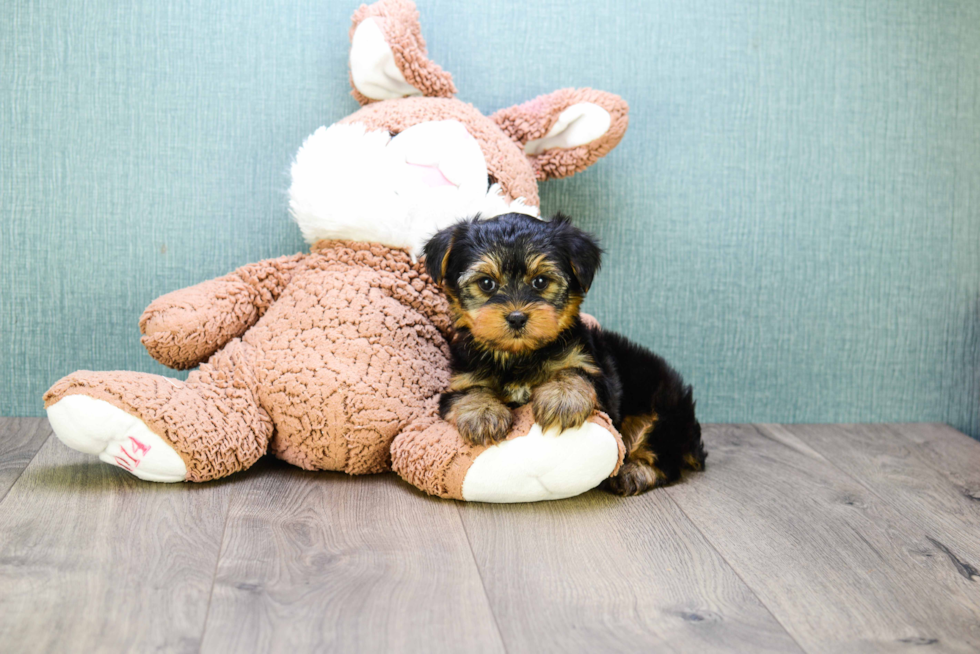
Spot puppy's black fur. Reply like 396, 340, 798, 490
424, 212, 706, 495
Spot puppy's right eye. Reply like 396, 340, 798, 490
477, 277, 497, 293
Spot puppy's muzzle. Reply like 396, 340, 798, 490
505, 311, 528, 330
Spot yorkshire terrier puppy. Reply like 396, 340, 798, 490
424, 212, 706, 495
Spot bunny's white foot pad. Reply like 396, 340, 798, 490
47, 395, 187, 482
461, 421, 620, 503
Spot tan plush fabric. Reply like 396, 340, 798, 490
139, 254, 308, 370
491, 88, 630, 181
246, 241, 452, 474
391, 405, 625, 500
44, 339, 273, 482
340, 98, 541, 209
46, 241, 454, 480
349, 0, 457, 105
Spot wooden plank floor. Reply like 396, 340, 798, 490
1, 420, 978, 653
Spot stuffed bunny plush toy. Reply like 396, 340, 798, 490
44, 0, 629, 502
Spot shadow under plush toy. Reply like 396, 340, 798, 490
44, 0, 630, 502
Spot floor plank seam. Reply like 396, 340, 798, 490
195, 487, 234, 653
453, 503, 510, 654
0, 430, 52, 507
661, 488, 811, 654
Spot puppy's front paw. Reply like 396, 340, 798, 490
532, 371, 597, 432
449, 391, 513, 446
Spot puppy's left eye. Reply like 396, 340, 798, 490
531, 276, 549, 291
477, 277, 497, 293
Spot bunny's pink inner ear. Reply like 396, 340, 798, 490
348, 0, 456, 105
492, 88, 629, 181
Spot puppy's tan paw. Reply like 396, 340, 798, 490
449, 390, 513, 446
604, 461, 667, 496
532, 371, 597, 432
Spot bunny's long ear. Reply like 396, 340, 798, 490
492, 89, 629, 181
348, 0, 457, 105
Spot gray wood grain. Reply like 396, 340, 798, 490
199, 460, 505, 654
456, 486, 803, 653
668, 424, 980, 653
779, 423, 980, 566
0, 418, 51, 502
0, 431, 232, 653
885, 423, 980, 501
4, 420, 979, 652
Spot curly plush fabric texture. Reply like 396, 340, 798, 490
349, 0, 456, 105
46, 241, 454, 480
250, 241, 452, 474
492, 88, 630, 181
139, 254, 308, 370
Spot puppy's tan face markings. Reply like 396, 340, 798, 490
470, 303, 561, 355
448, 248, 576, 356
523, 255, 565, 299
457, 253, 503, 291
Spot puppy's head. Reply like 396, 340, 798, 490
424, 213, 602, 355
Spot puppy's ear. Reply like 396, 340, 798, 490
552, 213, 603, 292
424, 221, 468, 284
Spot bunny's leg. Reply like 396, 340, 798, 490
44, 339, 272, 482
391, 402, 625, 503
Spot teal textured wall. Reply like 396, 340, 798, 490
2, 0, 979, 437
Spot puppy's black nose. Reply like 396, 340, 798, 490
506, 311, 528, 330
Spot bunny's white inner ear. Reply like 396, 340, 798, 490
350, 18, 423, 100
524, 102, 612, 155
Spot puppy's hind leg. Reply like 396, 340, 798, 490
603, 414, 666, 496
604, 388, 706, 496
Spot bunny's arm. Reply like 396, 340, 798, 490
139, 253, 308, 369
